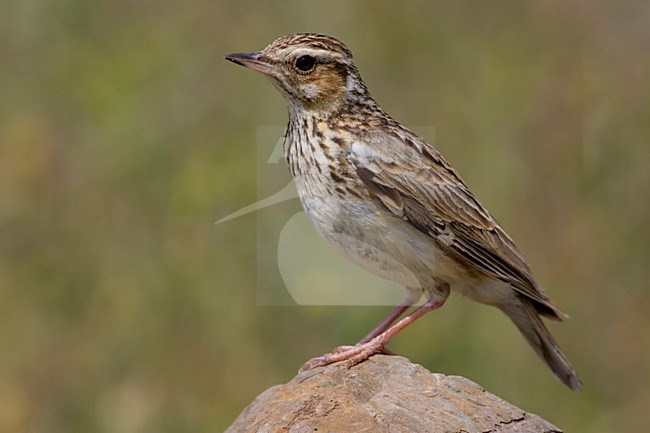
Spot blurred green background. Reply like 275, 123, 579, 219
1, 1, 649, 432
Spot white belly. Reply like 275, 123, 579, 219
296, 182, 467, 291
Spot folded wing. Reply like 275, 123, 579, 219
348, 132, 565, 320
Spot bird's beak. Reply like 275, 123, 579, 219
224, 51, 278, 76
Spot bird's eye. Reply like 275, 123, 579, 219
294, 55, 317, 73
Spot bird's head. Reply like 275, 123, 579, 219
225, 33, 368, 113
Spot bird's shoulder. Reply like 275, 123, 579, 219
349, 124, 492, 228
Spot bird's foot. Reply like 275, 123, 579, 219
299, 337, 395, 372
331, 344, 396, 356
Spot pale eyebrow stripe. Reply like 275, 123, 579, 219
283, 48, 344, 60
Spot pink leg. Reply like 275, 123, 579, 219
300, 296, 446, 372
358, 293, 420, 344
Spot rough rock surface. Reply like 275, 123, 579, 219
225, 355, 561, 433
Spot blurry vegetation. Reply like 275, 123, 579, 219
0, 1, 649, 432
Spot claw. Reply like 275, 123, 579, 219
299, 356, 326, 372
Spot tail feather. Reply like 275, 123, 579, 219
502, 298, 582, 391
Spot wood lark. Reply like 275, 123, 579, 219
225, 33, 582, 390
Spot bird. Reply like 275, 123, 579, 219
225, 33, 582, 390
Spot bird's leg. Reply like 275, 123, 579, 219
358, 291, 421, 344
345, 295, 446, 366
300, 293, 446, 372
328, 292, 420, 355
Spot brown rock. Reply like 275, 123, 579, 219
225, 355, 561, 433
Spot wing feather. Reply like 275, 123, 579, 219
348, 133, 564, 318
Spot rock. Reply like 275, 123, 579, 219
225, 355, 561, 433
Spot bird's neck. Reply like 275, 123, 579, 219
286, 92, 386, 128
